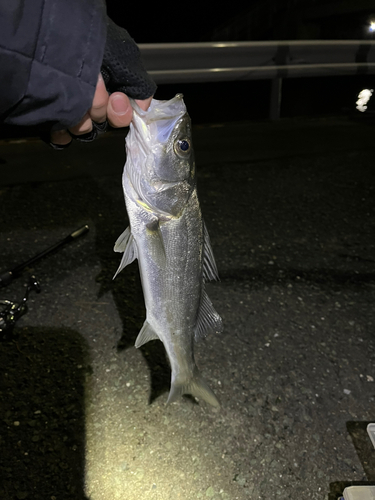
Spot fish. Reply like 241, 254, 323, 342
113, 94, 223, 407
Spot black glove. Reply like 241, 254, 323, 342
101, 17, 157, 99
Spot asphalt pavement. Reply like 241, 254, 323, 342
0, 115, 374, 500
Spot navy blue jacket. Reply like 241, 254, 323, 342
0, 0, 107, 130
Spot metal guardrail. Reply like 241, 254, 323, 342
139, 40, 375, 84
139, 40, 375, 118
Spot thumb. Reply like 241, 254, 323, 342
107, 92, 133, 128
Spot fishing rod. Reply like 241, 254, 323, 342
0, 225, 89, 288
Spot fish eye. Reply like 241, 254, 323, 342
174, 138, 191, 156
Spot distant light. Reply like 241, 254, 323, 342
356, 88, 373, 112
370, 22, 375, 32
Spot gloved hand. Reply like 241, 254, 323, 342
101, 17, 156, 100
50, 17, 156, 149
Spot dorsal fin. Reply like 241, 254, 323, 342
194, 288, 223, 341
203, 222, 219, 282
113, 227, 137, 279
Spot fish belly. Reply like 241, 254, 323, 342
124, 187, 220, 407
126, 187, 202, 338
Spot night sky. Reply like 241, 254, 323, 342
105, 1, 253, 43
106, 1, 375, 43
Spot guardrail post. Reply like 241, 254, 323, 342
270, 77, 282, 120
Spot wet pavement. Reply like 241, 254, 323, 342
0, 116, 374, 500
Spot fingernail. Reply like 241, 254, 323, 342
112, 96, 129, 115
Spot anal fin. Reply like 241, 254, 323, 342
135, 320, 160, 348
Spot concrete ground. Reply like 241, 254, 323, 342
0, 116, 374, 500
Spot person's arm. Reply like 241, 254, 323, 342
0, 0, 107, 129
0, 1, 156, 146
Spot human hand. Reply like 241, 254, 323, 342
50, 74, 152, 147
49, 17, 156, 149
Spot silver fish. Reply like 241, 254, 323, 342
114, 94, 223, 407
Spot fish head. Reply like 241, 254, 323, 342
152, 111, 195, 184
130, 95, 195, 184
127, 95, 196, 218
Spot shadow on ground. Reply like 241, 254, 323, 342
0, 327, 90, 500
95, 217, 172, 404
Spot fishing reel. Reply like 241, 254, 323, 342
0, 225, 89, 341
0, 276, 41, 341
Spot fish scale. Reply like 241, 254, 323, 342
114, 94, 223, 407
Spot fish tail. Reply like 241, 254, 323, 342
166, 369, 220, 408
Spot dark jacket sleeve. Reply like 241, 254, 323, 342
0, 0, 107, 130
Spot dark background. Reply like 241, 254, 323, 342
104, 0, 375, 124
2, 0, 375, 137
105, 0, 375, 44
1, 3, 375, 498
105, 1, 254, 44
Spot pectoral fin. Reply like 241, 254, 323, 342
194, 288, 223, 341
113, 227, 137, 279
135, 320, 160, 348
146, 219, 166, 268
203, 222, 220, 282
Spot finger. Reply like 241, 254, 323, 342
89, 74, 109, 124
50, 129, 72, 146
107, 92, 132, 128
68, 112, 93, 136
135, 96, 153, 111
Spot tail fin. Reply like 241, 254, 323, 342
166, 369, 220, 408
